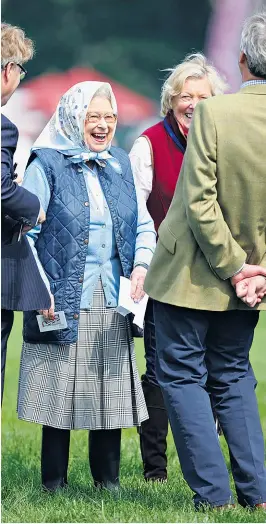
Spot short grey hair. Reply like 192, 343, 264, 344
91, 83, 117, 115
240, 12, 266, 79
160, 53, 228, 117
93, 84, 112, 103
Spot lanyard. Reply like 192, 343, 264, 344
163, 117, 186, 154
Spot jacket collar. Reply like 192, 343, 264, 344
240, 82, 266, 95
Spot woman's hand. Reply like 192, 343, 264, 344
39, 293, 55, 320
130, 266, 147, 302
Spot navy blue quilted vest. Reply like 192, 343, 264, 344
23, 147, 137, 344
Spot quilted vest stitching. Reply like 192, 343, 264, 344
23, 147, 137, 344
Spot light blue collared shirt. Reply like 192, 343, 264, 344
241, 79, 266, 88
23, 158, 156, 309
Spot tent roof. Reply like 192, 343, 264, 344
24, 67, 158, 125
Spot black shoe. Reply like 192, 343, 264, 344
42, 479, 68, 493
145, 476, 167, 483
94, 480, 120, 492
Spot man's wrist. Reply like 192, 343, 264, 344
231, 263, 245, 278
230, 263, 246, 287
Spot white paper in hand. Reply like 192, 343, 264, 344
116, 277, 149, 328
37, 311, 67, 332
133, 294, 149, 328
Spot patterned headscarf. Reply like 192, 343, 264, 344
32, 81, 122, 173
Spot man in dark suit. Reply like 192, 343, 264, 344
1, 22, 51, 402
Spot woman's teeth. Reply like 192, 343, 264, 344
92, 134, 106, 141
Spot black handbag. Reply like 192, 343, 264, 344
129, 313, 144, 338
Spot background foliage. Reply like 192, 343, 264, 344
2, 0, 211, 99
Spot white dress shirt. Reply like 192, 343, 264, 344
129, 136, 154, 202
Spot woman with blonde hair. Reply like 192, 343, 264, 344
129, 52, 228, 483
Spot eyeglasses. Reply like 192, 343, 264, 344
1, 62, 27, 81
86, 112, 117, 124
16, 63, 27, 81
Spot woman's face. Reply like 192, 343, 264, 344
84, 96, 116, 152
171, 76, 212, 136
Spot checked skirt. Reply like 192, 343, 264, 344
17, 281, 148, 430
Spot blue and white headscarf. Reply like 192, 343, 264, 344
32, 81, 122, 173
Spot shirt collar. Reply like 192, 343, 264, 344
241, 79, 266, 89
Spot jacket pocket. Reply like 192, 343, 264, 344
158, 222, 177, 255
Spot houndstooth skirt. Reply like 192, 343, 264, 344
17, 282, 148, 430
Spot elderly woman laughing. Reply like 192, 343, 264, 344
17, 81, 156, 492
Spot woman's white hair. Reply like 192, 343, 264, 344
93, 84, 114, 105
240, 12, 266, 79
160, 53, 228, 117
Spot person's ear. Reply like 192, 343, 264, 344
3, 62, 14, 81
239, 51, 247, 67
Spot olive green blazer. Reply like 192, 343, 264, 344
144, 84, 266, 311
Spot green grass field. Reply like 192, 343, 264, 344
2, 313, 266, 523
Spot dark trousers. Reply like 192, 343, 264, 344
41, 425, 121, 490
154, 302, 266, 508
139, 299, 168, 480
1, 309, 14, 404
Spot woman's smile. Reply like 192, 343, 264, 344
84, 96, 116, 152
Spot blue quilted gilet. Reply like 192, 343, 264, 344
23, 147, 137, 344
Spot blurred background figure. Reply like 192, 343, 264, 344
206, 0, 266, 92
129, 53, 227, 483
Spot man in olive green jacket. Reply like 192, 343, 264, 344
144, 12, 266, 510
